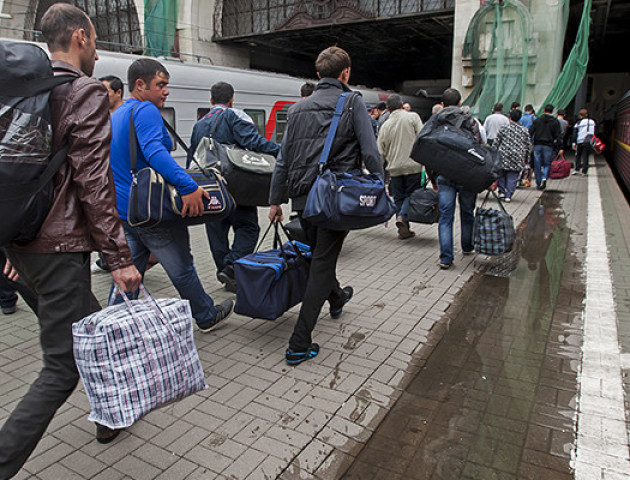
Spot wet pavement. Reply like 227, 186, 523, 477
343, 192, 587, 480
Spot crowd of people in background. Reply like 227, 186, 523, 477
0, 3, 604, 476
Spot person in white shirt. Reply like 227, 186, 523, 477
483, 102, 510, 145
572, 108, 595, 175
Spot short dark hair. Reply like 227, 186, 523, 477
211, 82, 235, 105
41, 3, 92, 53
557, 109, 566, 116
511, 101, 521, 110
315, 46, 351, 79
544, 104, 554, 113
441, 88, 461, 107
524, 104, 534, 112
386, 94, 403, 111
99, 75, 124, 96
300, 82, 315, 97
375, 102, 387, 112
493, 102, 504, 113
128, 58, 169, 92
509, 109, 522, 122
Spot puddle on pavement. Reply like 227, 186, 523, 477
343, 192, 584, 480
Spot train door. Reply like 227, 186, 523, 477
265, 101, 295, 143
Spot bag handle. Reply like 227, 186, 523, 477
318, 92, 350, 173
553, 151, 566, 162
254, 221, 309, 262
481, 190, 509, 214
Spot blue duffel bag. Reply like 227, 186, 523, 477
234, 222, 311, 320
302, 92, 395, 231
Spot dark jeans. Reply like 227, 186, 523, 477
0, 251, 99, 479
205, 205, 260, 273
289, 216, 348, 351
437, 176, 477, 265
575, 143, 590, 174
389, 173, 423, 220
497, 170, 520, 200
533, 144, 553, 189
0, 250, 38, 313
111, 221, 217, 327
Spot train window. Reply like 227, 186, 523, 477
244, 109, 266, 137
276, 110, 289, 143
197, 108, 210, 120
160, 108, 177, 151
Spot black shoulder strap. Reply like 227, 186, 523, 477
162, 118, 189, 154
0, 74, 76, 98
129, 106, 139, 173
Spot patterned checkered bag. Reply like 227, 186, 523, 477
473, 191, 515, 255
72, 286, 206, 429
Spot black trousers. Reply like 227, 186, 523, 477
0, 250, 38, 313
575, 143, 590, 174
289, 217, 348, 351
0, 251, 99, 480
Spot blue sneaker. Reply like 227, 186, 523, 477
330, 286, 353, 319
285, 343, 319, 365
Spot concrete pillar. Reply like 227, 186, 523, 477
451, 0, 480, 97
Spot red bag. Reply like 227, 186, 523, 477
549, 153, 571, 179
591, 135, 605, 154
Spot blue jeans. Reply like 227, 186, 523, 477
533, 145, 553, 189
205, 205, 260, 273
388, 173, 423, 220
498, 170, 520, 200
437, 176, 477, 265
110, 221, 217, 327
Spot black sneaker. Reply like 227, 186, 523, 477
541, 179, 547, 190
330, 286, 353, 319
217, 265, 237, 293
1, 305, 16, 315
439, 262, 452, 270
198, 299, 234, 333
285, 343, 319, 366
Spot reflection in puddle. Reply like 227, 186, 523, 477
344, 193, 583, 479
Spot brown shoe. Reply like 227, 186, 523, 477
396, 218, 414, 239
96, 423, 122, 444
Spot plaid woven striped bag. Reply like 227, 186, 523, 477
72, 286, 206, 429
473, 191, 515, 255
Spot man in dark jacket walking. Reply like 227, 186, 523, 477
529, 104, 563, 190
188, 82, 280, 292
424, 88, 482, 269
268, 46, 384, 365
0, 4, 141, 477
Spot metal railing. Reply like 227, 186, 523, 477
214, 0, 455, 40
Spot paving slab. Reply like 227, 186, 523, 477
1, 158, 628, 479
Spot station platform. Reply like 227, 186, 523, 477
1, 155, 629, 480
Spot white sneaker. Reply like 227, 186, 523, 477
571, 170, 580, 175
504, 198, 511, 203
91, 262, 107, 273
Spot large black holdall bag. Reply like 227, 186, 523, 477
407, 187, 439, 224
0, 40, 76, 247
410, 115, 501, 193
192, 110, 276, 207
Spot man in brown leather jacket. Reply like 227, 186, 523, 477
0, 4, 141, 477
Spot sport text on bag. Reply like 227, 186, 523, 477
0, 41, 77, 247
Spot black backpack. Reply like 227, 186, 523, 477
410, 114, 501, 193
0, 41, 77, 247
407, 187, 439, 224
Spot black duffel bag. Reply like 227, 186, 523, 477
192, 112, 276, 207
407, 187, 439, 224
410, 114, 501, 193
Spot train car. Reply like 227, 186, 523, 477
612, 90, 630, 195
90, 49, 425, 165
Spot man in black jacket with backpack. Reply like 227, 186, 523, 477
529, 104, 564, 190
268, 46, 384, 365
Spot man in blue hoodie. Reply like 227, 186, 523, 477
109, 59, 234, 332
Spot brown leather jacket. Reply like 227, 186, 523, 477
12, 61, 132, 271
